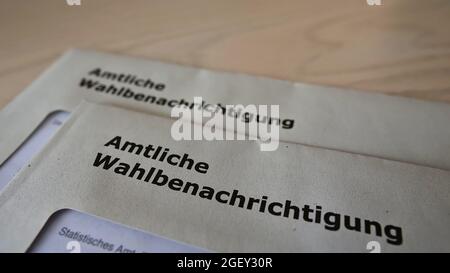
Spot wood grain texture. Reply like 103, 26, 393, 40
1, 0, 450, 109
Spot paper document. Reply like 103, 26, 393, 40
28, 209, 206, 253
1, 102, 448, 252
0, 111, 69, 191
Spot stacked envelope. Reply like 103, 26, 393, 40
0, 49, 449, 252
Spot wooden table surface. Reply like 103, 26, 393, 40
1, 0, 450, 110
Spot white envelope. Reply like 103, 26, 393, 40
1, 49, 450, 172
0, 102, 449, 252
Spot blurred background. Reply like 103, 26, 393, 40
1, 0, 450, 109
